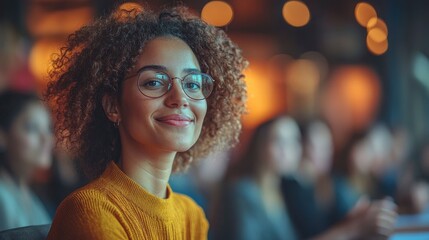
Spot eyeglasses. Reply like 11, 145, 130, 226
126, 69, 215, 100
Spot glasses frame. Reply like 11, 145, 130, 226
125, 69, 215, 100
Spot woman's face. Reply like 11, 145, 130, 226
118, 36, 207, 155
267, 117, 302, 175
4, 102, 53, 172
351, 138, 374, 174
307, 121, 333, 174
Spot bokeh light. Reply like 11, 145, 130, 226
118, 2, 143, 12
26, 6, 93, 37
367, 17, 388, 34
368, 28, 387, 43
282, 1, 311, 27
242, 63, 287, 128
115, 2, 144, 20
285, 59, 320, 95
327, 65, 381, 129
355, 2, 377, 27
201, 1, 234, 27
29, 40, 63, 84
366, 34, 388, 55
323, 65, 381, 132
300, 51, 329, 79
367, 17, 388, 44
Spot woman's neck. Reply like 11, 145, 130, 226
119, 145, 175, 199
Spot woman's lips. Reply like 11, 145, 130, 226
155, 114, 194, 127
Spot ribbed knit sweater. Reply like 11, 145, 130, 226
47, 161, 208, 240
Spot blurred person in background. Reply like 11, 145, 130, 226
336, 124, 397, 200
0, 89, 53, 231
214, 115, 397, 240
413, 137, 429, 212
397, 136, 429, 214
335, 130, 376, 198
281, 119, 398, 239
45, 5, 247, 240
213, 115, 300, 240
280, 119, 359, 238
31, 148, 88, 217
376, 126, 410, 200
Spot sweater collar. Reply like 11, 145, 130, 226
100, 161, 176, 220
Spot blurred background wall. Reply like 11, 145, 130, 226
1, 0, 428, 145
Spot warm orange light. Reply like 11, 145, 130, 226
242, 63, 286, 128
324, 66, 381, 130
355, 2, 377, 27
367, 18, 388, 34
340, 68, 380, 124
282, 1, 311, 27
201, 1, 233, 27
115, 2, 144, 20
26, 7, 93, 37
301, 51, 329, 79
367, 17, 388, 43
368, 28, 387, 43
268, 54, 293, 75
119, 2, 143, 12
366, 35, 388, 55
285, 59, 320, 95
29, 40, 63, 84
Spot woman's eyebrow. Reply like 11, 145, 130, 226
183, 68, 201, 74
137, 65, 202, 74
136, 65, 168, 73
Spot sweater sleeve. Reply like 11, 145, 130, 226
47, 190, 129, 240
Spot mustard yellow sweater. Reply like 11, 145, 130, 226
47, 162, 208, 240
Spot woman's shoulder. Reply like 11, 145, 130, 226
172, 192, 207, 218
57, 178, 118, 212
172, 192, 203, 210
48, 180, 130, 240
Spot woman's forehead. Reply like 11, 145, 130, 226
133, 36, 200, 73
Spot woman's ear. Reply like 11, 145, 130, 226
102, 95, 121, 123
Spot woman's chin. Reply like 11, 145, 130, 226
166, 140, 198, 153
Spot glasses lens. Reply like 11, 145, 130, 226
137, 70, 170, 98
183, 73, 214, 100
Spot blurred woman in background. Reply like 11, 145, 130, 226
280, 119, 358, 238
0, 90, 53, 231
213, 116, 301, 240
215, 115, 398, 240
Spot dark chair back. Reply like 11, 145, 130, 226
0, 224, 51, 240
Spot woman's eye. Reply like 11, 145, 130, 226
185, 82, 201, 91
141, 79, 166, 89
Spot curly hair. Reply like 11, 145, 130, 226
45, 5, 248, 179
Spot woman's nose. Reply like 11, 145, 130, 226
164, 78, 189, 108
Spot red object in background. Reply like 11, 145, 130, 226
9, 64, 37, 91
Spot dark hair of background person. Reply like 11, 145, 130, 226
224, 116, 283, 182
332, 130, 369, 176
412, 135, 429, 182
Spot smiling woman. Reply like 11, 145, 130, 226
44, 4, 247, 240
